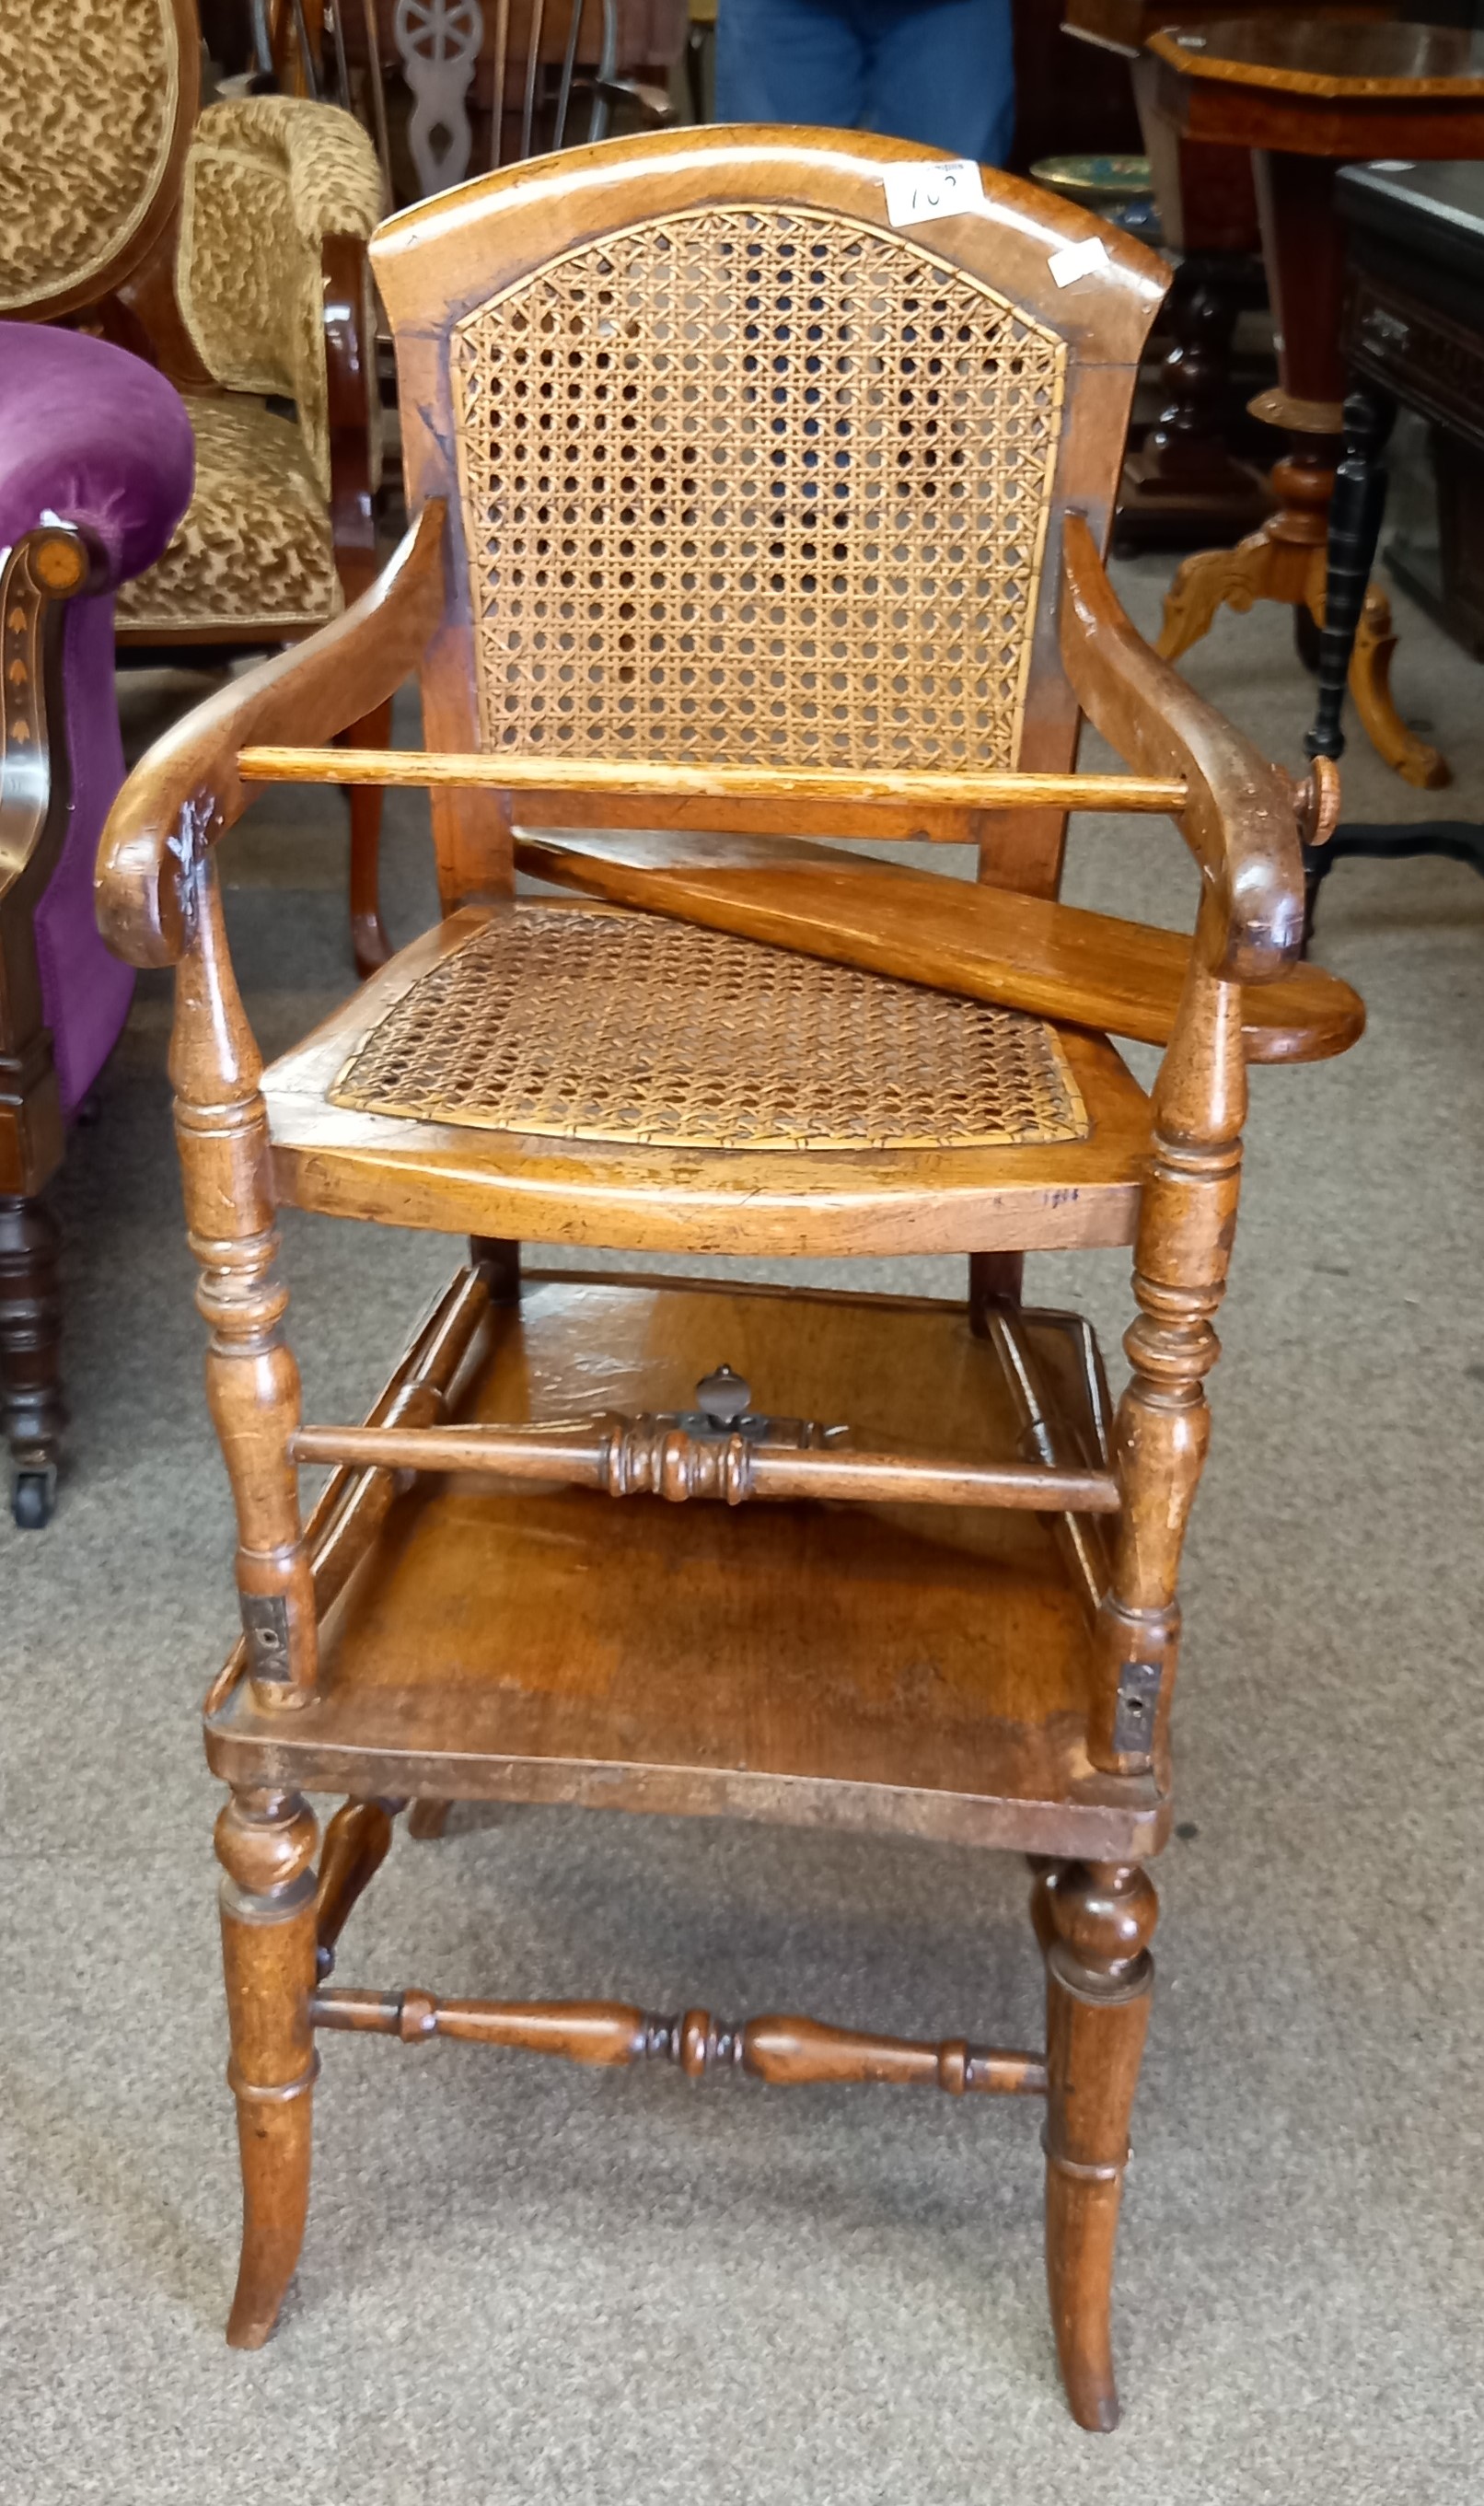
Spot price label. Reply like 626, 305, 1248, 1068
881, 159, 985, 231
1048, 236, 1110, 289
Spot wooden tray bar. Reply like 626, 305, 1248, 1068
238, 744, 1188, 818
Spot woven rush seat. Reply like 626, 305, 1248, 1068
327, 901, 1090, 1152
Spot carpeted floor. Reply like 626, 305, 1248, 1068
4, 554, 1482, 2503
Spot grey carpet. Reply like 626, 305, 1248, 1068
3, 556, 1482, 2502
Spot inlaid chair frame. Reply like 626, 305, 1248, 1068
0, 528, 104, 1518
98, 130, 1355, 2430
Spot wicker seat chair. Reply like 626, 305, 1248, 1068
0, 0, 390, 973
97, 129, 1362, 2426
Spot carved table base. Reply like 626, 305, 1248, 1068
1158, 447, 1451, 791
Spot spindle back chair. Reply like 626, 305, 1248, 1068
97, 127, 1361, 2428
285, 0, 680, 205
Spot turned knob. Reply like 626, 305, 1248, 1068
1293, 754, 1342, 850
695, 1364, 751, 1428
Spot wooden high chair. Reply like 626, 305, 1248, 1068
96, 128, 1362, 2429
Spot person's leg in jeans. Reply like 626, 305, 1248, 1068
714, 0, 869, 127
864, 0, 1015, 164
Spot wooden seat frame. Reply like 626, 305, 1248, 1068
97, 129, 1345, 2431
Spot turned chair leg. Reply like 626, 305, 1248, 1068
215, 1789, 320, 2348
0, 1191, 64, 1528
1038, 1859, 1158, 2432
344, 695, 393, 979
316, 1796, 404, 1978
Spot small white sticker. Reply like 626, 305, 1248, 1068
882, 158, 985, 230
1048, 236, 1110, 288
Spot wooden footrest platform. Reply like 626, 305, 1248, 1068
206, 1272, 1166, 1861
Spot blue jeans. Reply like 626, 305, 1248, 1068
714, 0, 1015, 166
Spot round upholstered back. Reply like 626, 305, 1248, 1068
0, 0, 199, 319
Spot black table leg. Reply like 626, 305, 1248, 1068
1305, 384, 1397, 772
1303, 383, 1484, 921
1303, 386, 1484, 937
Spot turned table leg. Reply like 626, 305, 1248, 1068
1040, 1860, 1158, 2433
1308, 385, 1444, 790
0, 1191, 64, 1527
215, 1788, 320, 2348
1116, 253, 1272, 553
1304, 386, 1397, 907
1159, 144, 1448, 789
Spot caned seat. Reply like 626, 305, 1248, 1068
99, 128, 1361, 2431
261, 901, 1153, 1253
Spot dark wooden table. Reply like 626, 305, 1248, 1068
1065, 0, 1271, 547
1304, 158, 1484, 902
1142, 13, 1484, 791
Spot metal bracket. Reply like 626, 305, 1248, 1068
677, 1363, 848, 1452
240, 1592, 291, 1684
1111, 1659, 1161, 1758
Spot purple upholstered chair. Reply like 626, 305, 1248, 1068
0, 325, 193, 1526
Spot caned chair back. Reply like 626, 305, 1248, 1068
0, 0, 200, 320
370, 128, 1167, 899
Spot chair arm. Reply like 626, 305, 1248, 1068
1060, 512, 1304, 983
96, 503, 445, 971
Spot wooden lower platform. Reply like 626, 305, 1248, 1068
206, 1275, 1166, 1861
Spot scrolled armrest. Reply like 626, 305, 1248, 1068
1060, 512, 1304, 982
96, 504, 445, 970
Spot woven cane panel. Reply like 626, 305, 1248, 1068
451, 208, 1067, 772
329, 907, 1088, 1153
0, 0, 180, 312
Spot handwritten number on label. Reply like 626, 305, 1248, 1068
881, 159, 985, 230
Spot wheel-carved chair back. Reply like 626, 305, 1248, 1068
96, 131, 1359, 2428
288, 1, 683, 208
